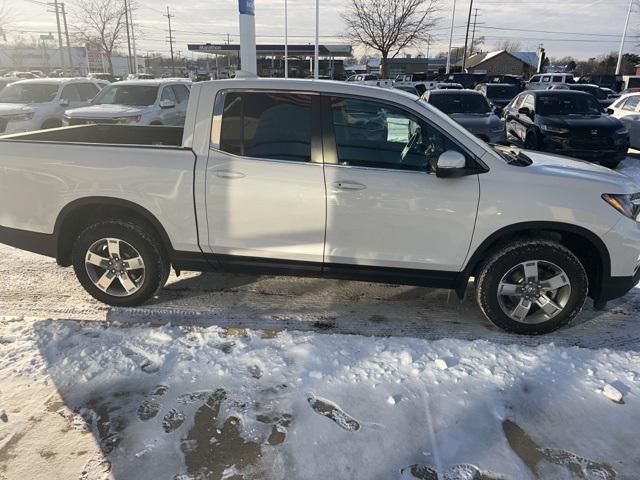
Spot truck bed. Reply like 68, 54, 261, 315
0, 124, 185, 148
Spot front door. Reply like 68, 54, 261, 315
206, 90, 326, 270
322, 95, 480, 276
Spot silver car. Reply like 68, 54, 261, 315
63, 80, 191, 127
422, 89, 506, 144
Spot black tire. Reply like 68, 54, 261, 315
600, 160, 621, 170
524, 131, 539, 150
476, 239, 588, 335
72, 220, 169, 307
41, 119, 62, 129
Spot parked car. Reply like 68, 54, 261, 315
503, 90, 629, 168
346, 74, 393, 88
88, 73, 118, 83
578, 75, 623, 92
2, 78, 640, 334
422, 89, 506, 144
443, 73, 487, 89
126, 73, 156, 80
0, 78, 101, 134
3, 71, 38, 79
0, 77, 19, 92
621, 75, 640, 92
487, 74, 524, 89
394, 85, 421, 96
475, 83, 521, 109
526, 73, 575, 90
434, 82, 464, 90
63, 80, 191, 127
606, 93, 640, 149
393, 72, 438, 87
567, 84, 614, 107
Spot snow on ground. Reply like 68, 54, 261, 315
1, 318, 638, 480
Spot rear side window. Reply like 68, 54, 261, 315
622, 96, 640, 111
219, 92, 313, 162
76, 83, 99, 100
172, 84, 190, 103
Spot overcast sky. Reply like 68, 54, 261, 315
5, 0, 639, 60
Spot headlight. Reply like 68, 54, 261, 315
540, 124, 569, 135
616, 127, 629, 136
5, 112, 34, 122
113, 115, 142, 124
602, 193, 640, 221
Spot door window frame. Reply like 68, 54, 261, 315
320, 93, 487, 175
210, 88, 324, 164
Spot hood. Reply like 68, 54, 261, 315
450, 112, 502, 130
520, 149, 637, 192
65, 104, 147, 118
540, 114, 622, 131
0, 103, 36, 117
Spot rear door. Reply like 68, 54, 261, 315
206, 90, 326, 269
321, 95, 480, 276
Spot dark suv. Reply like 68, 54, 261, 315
475, 83, 521, 108
503, 90, 629, 168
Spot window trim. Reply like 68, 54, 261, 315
210, 88, 323, 164
320, 93, 487, 175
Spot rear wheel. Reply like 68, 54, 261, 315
72, 220, 169, 307
476, 239, 588, 334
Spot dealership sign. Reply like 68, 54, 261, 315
239, 0, 255, 15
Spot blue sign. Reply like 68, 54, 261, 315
239, 0, 255, 15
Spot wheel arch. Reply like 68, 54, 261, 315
54, 197, 174, 267
459, 221, 611, 301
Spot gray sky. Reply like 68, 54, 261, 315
4, 0, 639, 60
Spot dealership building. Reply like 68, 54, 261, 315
187, 43, 353, 78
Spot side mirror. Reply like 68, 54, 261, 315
606, 108, 614, 115
436, 150, 467, 178
518, 106, 531, 116
159, 99, 176, 109
59, 98, 69, 107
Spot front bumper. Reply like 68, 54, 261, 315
541, 134, 629, 163
597, 268, 640, 305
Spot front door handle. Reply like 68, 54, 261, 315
213, 170, 246, 179
332, 181, 366, 191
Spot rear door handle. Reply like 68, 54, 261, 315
213, 170, 246, 179
332, 181, 366, 191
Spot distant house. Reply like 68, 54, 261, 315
458, 50, 539, 78
385, 57, 448, 77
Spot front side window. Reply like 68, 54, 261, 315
76, 83, 99, 101
622, 96, 640, 111
330, 96, 467, 172
160, 86, 177, 103
219, 92, 313, 162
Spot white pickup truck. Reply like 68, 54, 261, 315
1, 78, 640, 334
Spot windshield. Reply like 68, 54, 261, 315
536, 94, 603, 115
92, 85, 159, 106
0, 83, 59, 103
486, 85, 519, 98
429, 93, 491, 114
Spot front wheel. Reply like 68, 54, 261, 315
476, 240, 588, 334
72, 220, 169, 307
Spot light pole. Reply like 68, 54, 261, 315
446, 0, 457, 74
314, 0, 319, 79
616, 0, 634, 75
284, 0, 288, 78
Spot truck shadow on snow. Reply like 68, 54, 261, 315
30, 318, 629, 480
106, 270, 640, 353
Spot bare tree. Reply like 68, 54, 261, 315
493, 40, 523, 53
342, 0, 441, 78
0, 0, 14, 41
70, 0, 128, 74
